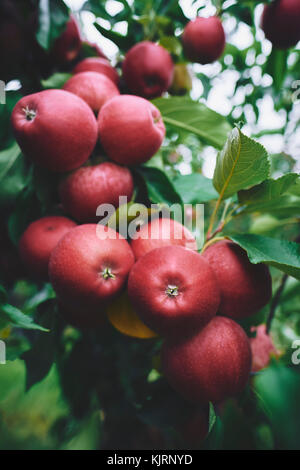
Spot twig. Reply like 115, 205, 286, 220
266, 274, 288, 334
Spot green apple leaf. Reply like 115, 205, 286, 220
173, 173, 219, 203
36, 0, 70, 50
238, 173, 300, 214
41, 72, 72, 89
152, 97, 232, 149
0, 143, 30, 207
230, 234, 300, 280
213, 128, 270, 199
138, 166, 182, 205
0, 304, 49, 332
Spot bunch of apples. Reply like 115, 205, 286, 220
10, 4, 284, 435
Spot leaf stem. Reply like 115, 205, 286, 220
201, 236, 227, 254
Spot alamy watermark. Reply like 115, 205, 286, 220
0, 80, 5, 105
291, 340, 300, 365
95, 197, 205, 247
0, 340, 6, 364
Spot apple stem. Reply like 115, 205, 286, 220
102, 267, 115, 280
166, 285, 179, 297
22, 106, 36, 121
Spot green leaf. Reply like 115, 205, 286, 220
0, 142, 30, 207
41, 72, 72, 89
230, 234, 300, 280
22, 301, 57, 390
8, 186, 41, 246
208, 402, 217, 434
173, 173, 218, 203
254, 363, 300, 450
137, 166, 182, 205
0, 143, 30, 207
0, 304, 49, 332
94, 22, 134, 50
213, 128, 270, 199
152, 97, 232, 150
238, 173, 300, 214
264, 48, 288, 93
36, 0, 70, 50
24, 284, 56, 313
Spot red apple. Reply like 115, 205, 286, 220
250, 324, 279, 372
122, 41, 174, 98
19, 216, 76, 280
49, 224, 135, 315
63, 71, 120, 113
98, 95, 165, 166
202, 240, 272, 319
162, 316, 252, 403
182, 16, 225, 64
11, 89, 98, 172
59, 162, 134, 223
73, 57, 119, 85
128, 245, 220, 336
52, 15, 81, 63
261, 0, 300, 49
131, 218, 197, 260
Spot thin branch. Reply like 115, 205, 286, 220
266, 274, 288, 334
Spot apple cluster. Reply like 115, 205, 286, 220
10, 10, 276, 415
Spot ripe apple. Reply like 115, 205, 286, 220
63, 71, 120, 113
73, 57, 119, 85
202, 240, 272, 319
122, 41, 174, 98
19, 216, 76, 280
182, 16, 225, 64
131, 218, 197, 260
128, 245, 220, 336
162, 316, 252, 403
52, 15, 81, 63
49, 224, 135, 315
11, 89, 98, 172
98, 95, 165, 166
261, 0, 300, 49
250, 324, 279, 372
59, 162, 134, 223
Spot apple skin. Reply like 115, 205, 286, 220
52, 15, 81, 63
98, 95, 165, 166
49, 224, 135, 315
261, 0, 300, 49
162, 316, 252, 404
131, 218, 197, 260
11, 89, 98, 173
250, 324, 279, 373
73, 57, 119, 85
122, 41, 174, 99
202, 240, 272, 319
182, 16, 225, 64
128, 245, 220, 337
19, 216, 76, 280
59, 162, 134, 223
63, 71, 120, 113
